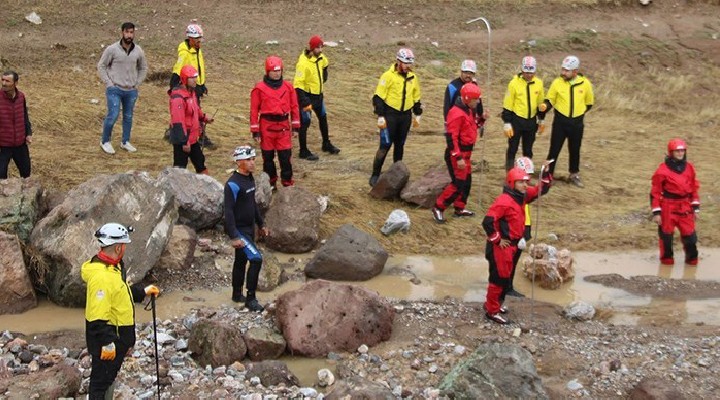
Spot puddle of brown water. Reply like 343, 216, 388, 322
3, 248, 720, 337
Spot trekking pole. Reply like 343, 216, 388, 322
149, 295, 161, 399
465, 17, 491, 210
530, 159, 553, 329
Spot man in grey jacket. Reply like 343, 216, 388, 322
97, 22, 148, 155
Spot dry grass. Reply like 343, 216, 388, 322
2, 0, 718, 255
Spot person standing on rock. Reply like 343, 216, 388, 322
502, 56, 546, 171
82, 223, 160, 399
650, 138, 700, 265
170, 22, 216, 150
224, 145, 269, 312
97, 22, 147, 155
168, 65, 214, 174
432, 83, 482, 223
0, 71, 33, 179
543, 55, 594, 188
482, 165, 552, 324
251, 56, 300, 188
369, 48, 423, 187
293, 35, 340, 160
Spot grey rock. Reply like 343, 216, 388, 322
157, 167, 223, 230
0, 178, 42, 242
305, 224, 388, 281
370, 161, 409, 200
400, 165, 451, 208
264, 186, 322, 253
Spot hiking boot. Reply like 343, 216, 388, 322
453, 209, 475, 218
369, 175, 379, 187
100, 141, 116, 155
432, 207, 446, 224
569, 174, 584, 188
660, 257, 674, 265
245, 298, 265, 313
299, 149, 319, 161
120, 142, 137, 153
485, 312, 509, 325
322, 141, 340, 154
231, 294, 246, 303
200, 134, 217, 150
685, 258, 698, 266
499, 305, 509, 314
506, 289, 526, 298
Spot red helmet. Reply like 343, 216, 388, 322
667, 138, 687, 154
180, 65, 198, 86
505, 167, 530, 187
265, 56, 283, 74
460, 83, 482, 104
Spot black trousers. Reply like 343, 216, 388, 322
173, 143, 206, 173
88, 341, 130, 399
298, 93, 330, 151
233, 234, 263, 299
0, 143, 31, 179
372, 109, 412, 176
546, 113, 584, 175
505, 115, 538, 171
262, 149, 292, 185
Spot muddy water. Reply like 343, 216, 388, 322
3, 248, 720, 336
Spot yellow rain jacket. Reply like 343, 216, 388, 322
546, 74, 594, 118
503, 74, 545, 119
293, 51, 329, 95
172, 40, 206, 86
374, 64, 422, 113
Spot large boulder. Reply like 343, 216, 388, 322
188, 319, 247, 368
156, 224, 196, 270
28, 172, 177, 307
276, 280, 394, 357
326, 375, 395, 399
400, 164, 451, 208
0, 362, 81, 399
439, 343, 548, 399
157, 167, 223, 230
0, 231, 37, 314
0, 178, 42, 242
254, 172, 273, 214
370, 161, 409, 200
243, 327, 287, 361
304, 224, 388, 281
264, 186, 322, 253
257, 252, 284, 292
244, 360, 299, 387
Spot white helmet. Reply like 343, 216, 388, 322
186, 23, 203, 39
514, 156, 535, 174
95, 223, 132, 247
561, 55, 580, 70
460, 59, 477, 73
396, 48, 415, 64
233, 145, 256, 161
521, 56, 537, 73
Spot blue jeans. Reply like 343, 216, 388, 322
102, 86, 138, 144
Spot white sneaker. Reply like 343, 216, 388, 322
120, 142, 137, 153
100, 141, 115, 155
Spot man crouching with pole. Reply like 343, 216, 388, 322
82, 223, 160, 399
482, 164, 552, 324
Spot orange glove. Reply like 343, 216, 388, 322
503, 123, 514, 138
100, 342, 116, 361
412, 115, 421, 128
538, 103, 548, 113
303, 105, 313, 112
377, 116, 387, 129
144, 285, 160, 297
537, 120, 546, 135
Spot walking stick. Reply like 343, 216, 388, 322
465, 17, 491, 210
150, 295, 161, 399
530, 159, 553, 329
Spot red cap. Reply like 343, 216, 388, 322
308, 35, 324, 50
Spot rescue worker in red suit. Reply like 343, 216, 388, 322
482, 166, 552, 324
650, 139, 700, 265
168, 65, 213, 173
432, 83, 483, 223
250, 56, 300, 187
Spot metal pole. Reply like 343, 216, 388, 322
151, 295, 161, 399
530, 159, 553, 329
465, 17, 491, 210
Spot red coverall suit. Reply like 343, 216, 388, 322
169, 87, 208, 173
650, 157, 700, 265
482, 178, 550, 315
250, 77, 300, 187
435, 102, 478, 212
